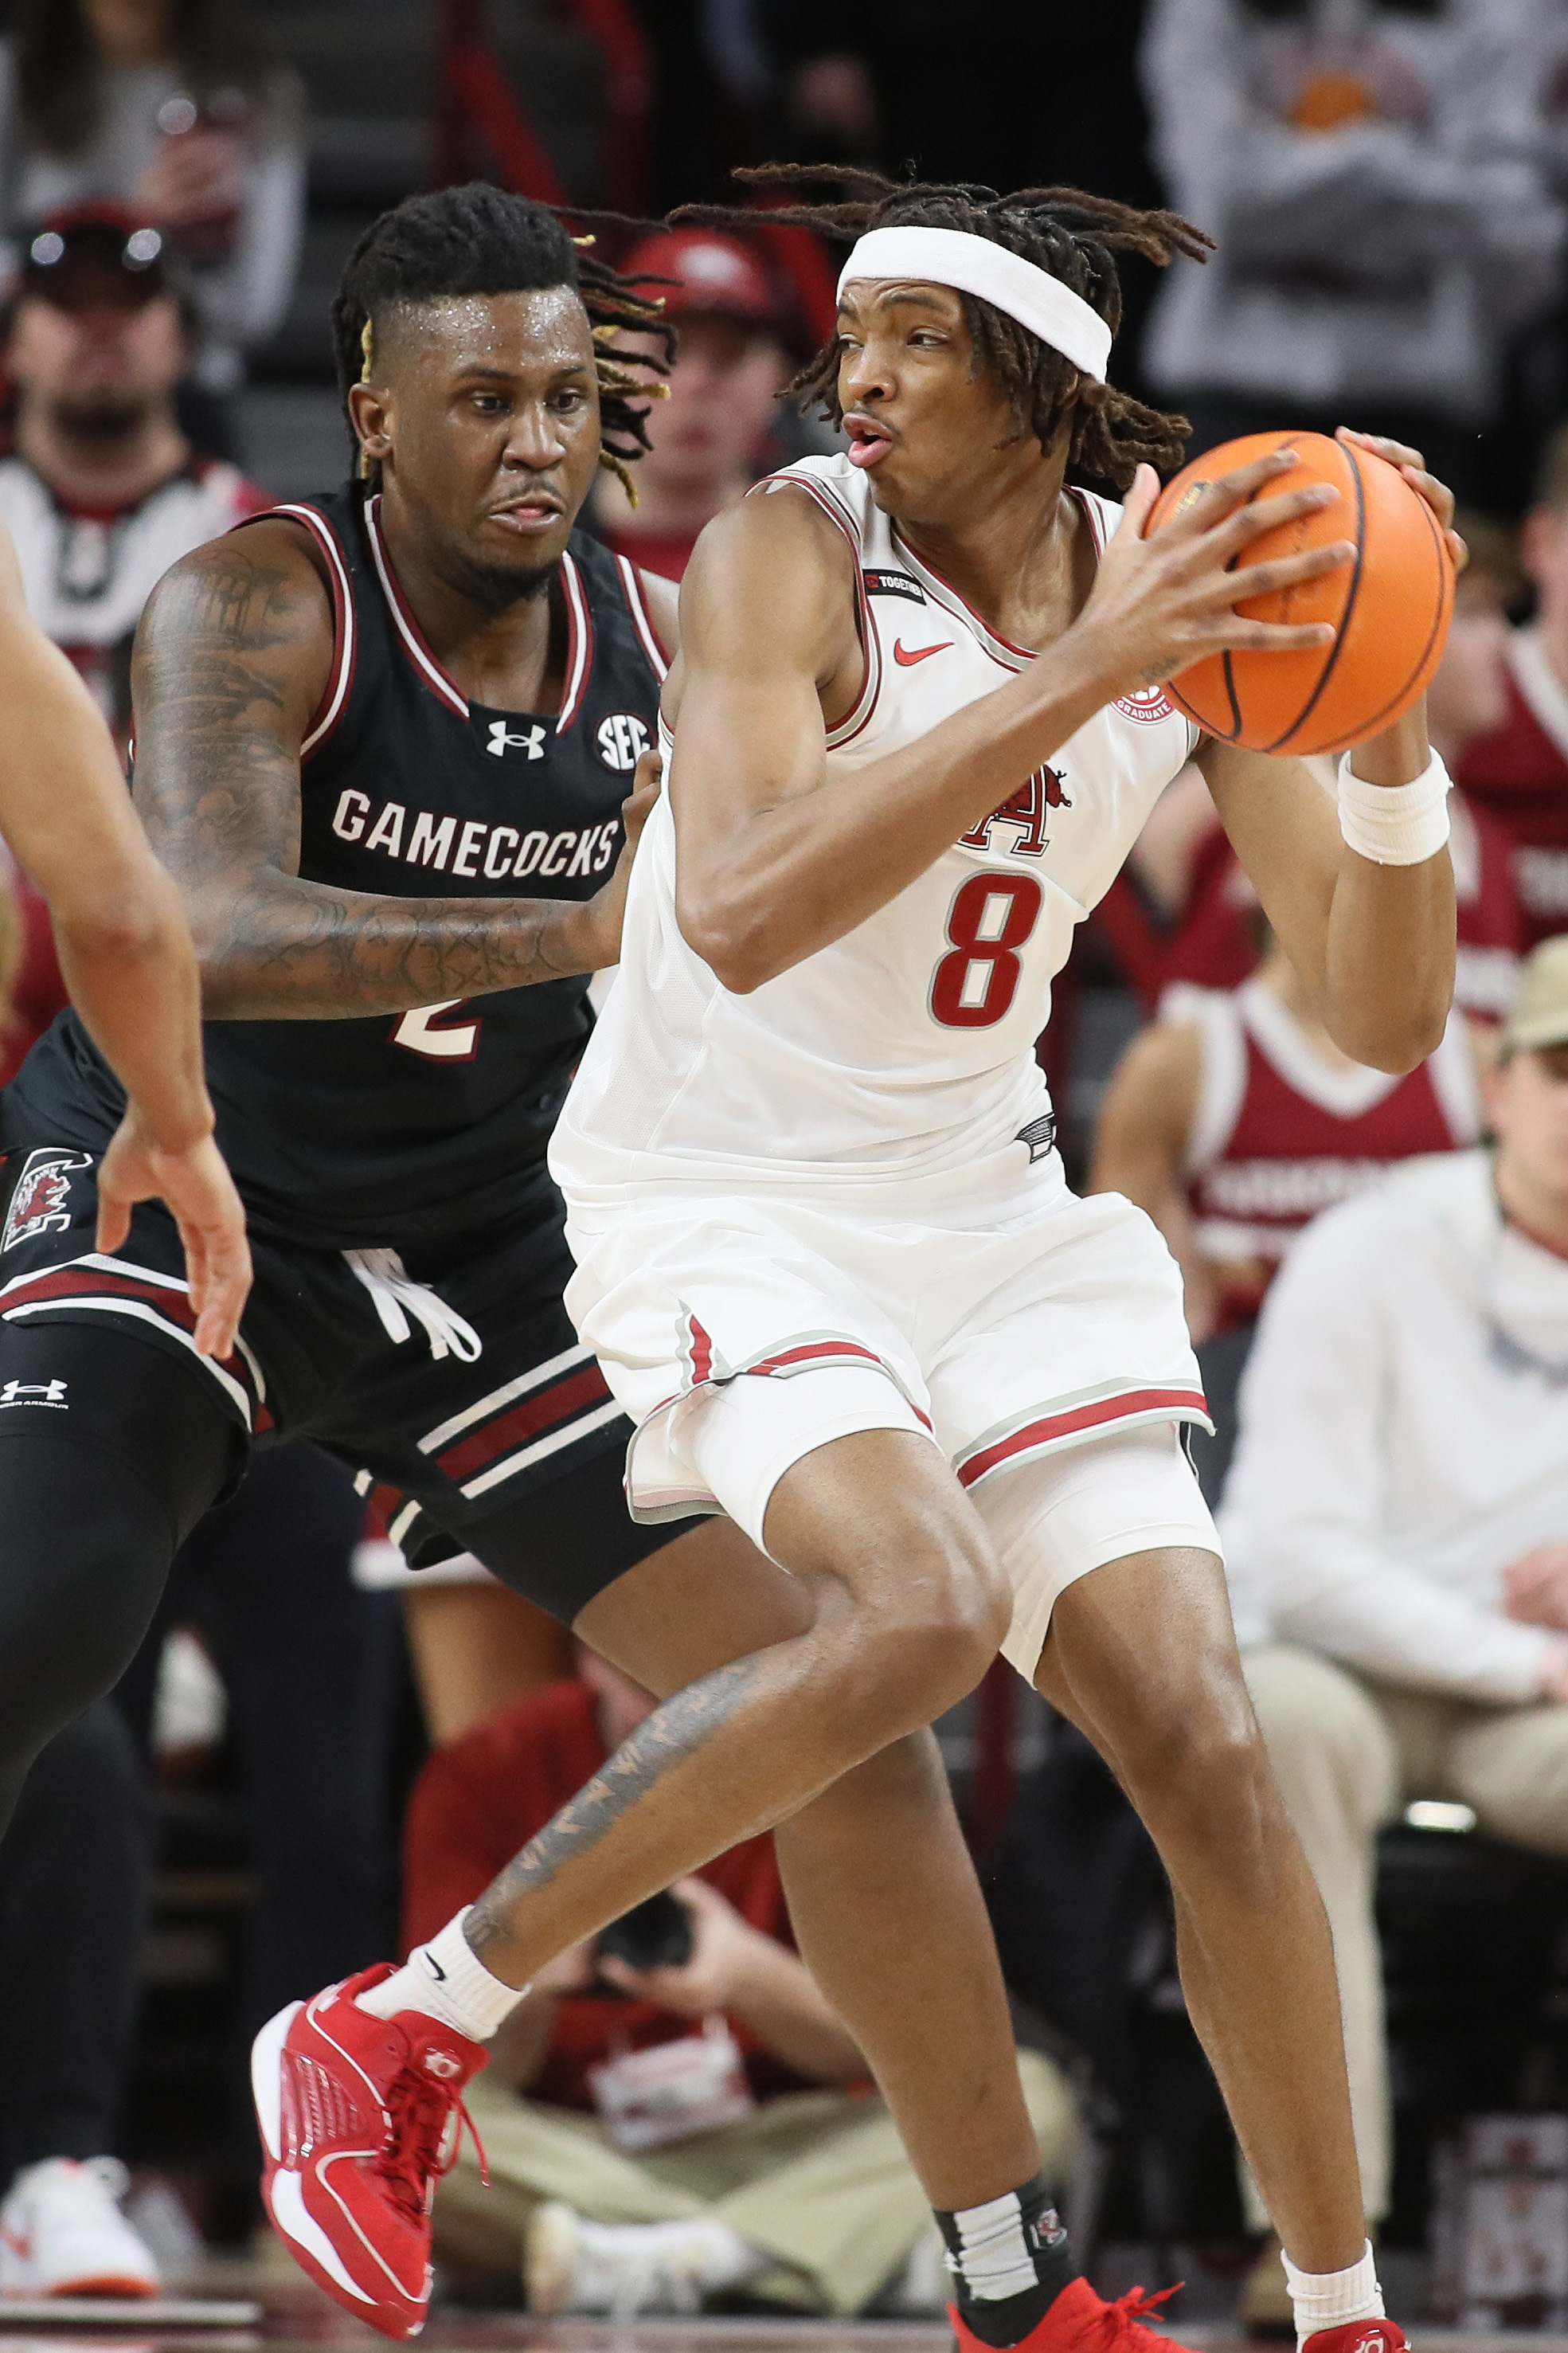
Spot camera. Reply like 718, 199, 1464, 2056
596, 1886, 694, 1974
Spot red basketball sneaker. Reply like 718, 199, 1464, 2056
1303, 2324, 1409, 2353
251, 1963, 487, 2339
951, 2278, 1194, 2353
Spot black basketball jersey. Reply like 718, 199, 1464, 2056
9, 484, 668, 1250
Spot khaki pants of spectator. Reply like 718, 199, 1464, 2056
1242, 1642, 1568, 2229
435, 2049, 1074, 2316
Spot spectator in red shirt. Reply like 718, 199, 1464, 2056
590, 228, 797, 585
410, 1645, 1073, 2318
1460, 428, 1568, 945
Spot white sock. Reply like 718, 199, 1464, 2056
355, 1909, 526, 2042
1281, 2240, 1383, 2350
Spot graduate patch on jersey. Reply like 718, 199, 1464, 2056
1114, 683, 1178, 726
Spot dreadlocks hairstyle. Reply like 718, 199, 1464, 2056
330, 182, 677, 501
672, 167, 1214, 489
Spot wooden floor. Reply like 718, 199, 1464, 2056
0, 2264, 1561, 2353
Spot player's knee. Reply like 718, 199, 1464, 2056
837, 1524, 1008, 1725
1118, 1674, 1276, 1854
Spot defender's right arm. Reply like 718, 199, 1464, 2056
0, 523, 249, 1357
131, 524, 650, 1019
671, 452, 1351, 993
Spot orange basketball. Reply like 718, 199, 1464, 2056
1146, 429, 1456, 758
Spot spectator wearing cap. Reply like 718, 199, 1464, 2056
0, 0, 305, 442
0, 203, 269, 783
592, 228, 796, 584
1218, 935, 1568, 2252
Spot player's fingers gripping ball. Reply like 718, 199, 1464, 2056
1148, 429, 1457, 757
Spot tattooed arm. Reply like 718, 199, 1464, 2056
131, 523, 653, 1020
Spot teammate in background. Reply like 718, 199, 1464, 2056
264, 173, 1456, 2353
0, 184, 1085, 2351
1089, 924, 1482, 1505
1460, 423, 1568, 946
592, 226, 796, 583
1094, 938, 1482, 1348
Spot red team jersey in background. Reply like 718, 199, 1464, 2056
1175, 979, 1483, 1329
1459, 626, 1568, 949
1157, 800, 1523, 1021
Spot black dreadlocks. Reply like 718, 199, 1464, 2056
671, 166, 1214, 489
330, 182, 677, 500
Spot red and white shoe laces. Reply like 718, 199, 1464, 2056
251, 1963, 487, 2340
952, 2277, 1193, 2353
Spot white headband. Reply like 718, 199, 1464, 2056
837, 225, 1112, 382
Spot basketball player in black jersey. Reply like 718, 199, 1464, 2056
0, 186, 1081, 2347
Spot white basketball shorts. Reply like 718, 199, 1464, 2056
562, 1166, 1219, 1681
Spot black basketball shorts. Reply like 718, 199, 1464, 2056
0, 1136, 686, 1622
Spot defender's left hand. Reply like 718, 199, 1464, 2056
1335, 428, 1466, 575
578, 746, 663, 971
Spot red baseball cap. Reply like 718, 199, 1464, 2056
620, 229, 782, 330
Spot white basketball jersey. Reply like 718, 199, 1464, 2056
553, 452, 1198, 1200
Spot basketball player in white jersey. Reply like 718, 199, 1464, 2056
552, 177, 1457, 2352
270, 179, 1457, 2353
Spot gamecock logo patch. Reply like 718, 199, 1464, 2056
2, 1149, 92, 1251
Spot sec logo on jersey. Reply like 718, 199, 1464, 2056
597, 712, 652, 773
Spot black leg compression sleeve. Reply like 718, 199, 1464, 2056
0, 1701, 152, 2187
0, 1322, 239, 1832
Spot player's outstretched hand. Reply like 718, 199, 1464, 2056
581, 746, 663, 969
1074, 451, 1354, 699
1335, 427, 1467, 574
96, 1111, 252, 1359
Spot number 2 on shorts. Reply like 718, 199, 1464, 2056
929, 873, 1044, 1029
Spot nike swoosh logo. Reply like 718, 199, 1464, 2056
422, 1956, 448, 1981
893, 640, 952, 666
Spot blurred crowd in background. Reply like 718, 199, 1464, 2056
10, 0, 1568, 2331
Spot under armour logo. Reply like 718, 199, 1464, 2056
0, 1378, 67, 1407
424, 2050, 462, 2078
486, 720, 547, 760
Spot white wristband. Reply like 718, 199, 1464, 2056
1337, 749, 1452, 867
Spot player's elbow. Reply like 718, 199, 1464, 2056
675, 885, 778, 995
55, 869, 183, 972
1328, 992, 1448, 1075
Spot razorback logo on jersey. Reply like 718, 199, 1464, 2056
960, 765, 1069, 858
2, 1149, 92, 1251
